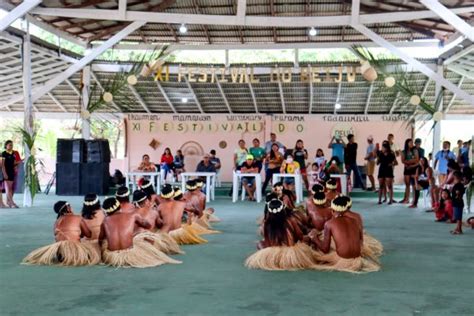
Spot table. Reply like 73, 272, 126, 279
330, 174, 347, 196
126, 171, 161, 194
232, 171, 262, 203
272, 173, 303, 203
180, 172, 216, 203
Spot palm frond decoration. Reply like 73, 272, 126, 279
351, 45, 437, 117
16, 126, 42, 205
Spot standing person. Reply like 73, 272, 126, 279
209, 149, 221, 172
292, 140, 309, 189
234, 139, 248, 169
160, 148, 174, 180
451, 171, 465, 235
249, 138, 266, 172
328, 135, 345, 166
459, 141, 470, 168
1, 140, 20, 208
0, 155, 7, 208
364, 136, 376, 191
377, 142, 396, 204
173, 149, 185, 179
415, 138, 425, 159
314, 148, 326, 168
453, 139, 463, 159
264, 133, 284, 154
262, 143, 284, 194
387, 133, 400, 157
344, 134, 366, 190
434, 141, 456, 185
400, 139, 420, 204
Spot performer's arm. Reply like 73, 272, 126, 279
135, 214, 151, 229
80, 219, 92, 238
313, 223, 332, 253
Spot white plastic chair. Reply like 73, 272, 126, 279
422, 187, 431, 209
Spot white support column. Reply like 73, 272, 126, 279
216, 80, 233, 113
0, 21, 146, 109
225, 49, 230, 68
247, 81, 259, 113
420, 0, 474, 42
236, 0, 246, 24
22, 20, 33, 207
352, 23, 474, 105
294, 48, 299, 67
118, 0, 127, 19
278, 81, 286, 114
156, 81, 177, 113
432, 66, 444, 153
81, 61, 91, 139
364, 82, 374, 115
0, 0, 42, 32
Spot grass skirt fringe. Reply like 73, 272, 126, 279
203, 208, 220, 223
245, 242, 320, 271
364, 232, 383, 258
191, 221, 221, 235
82, 239, 102, 265
134, 231, 184, 255
101, 237, 181, 268
169, 225, 208, 245
313, 251, 380, 274
22, 240, 98, 266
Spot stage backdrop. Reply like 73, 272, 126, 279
125, 114, 412, 184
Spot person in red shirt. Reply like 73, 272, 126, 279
434, 189, 453, 222
160, 147, 174, 180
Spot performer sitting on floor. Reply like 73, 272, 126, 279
309, 183, 325, 195
115, 186, 135, 213
245, 199, 319, 271
132, 189, 183, 255
194, 178, 218, 221
140, 180, 163, 206
307, 191, 333, 232
184, 180, 220, 234
99, 197, 180, 268
309, 196, 380, 273
272, 181, 296, 209
325, 178, 338, 205
434, 189, 454, 222
81, 194, 105, 261
22, 201, 100, 266
158, 185, 207, 245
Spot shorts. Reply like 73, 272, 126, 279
403, 167, 417, 176
418, 180, 429, 190
367, 161, 375, 176
242, 177, 255, 186
284, 178, 295, 185
453, 206, 463, 221
378, 167, 394, 179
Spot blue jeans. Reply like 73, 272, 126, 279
346, 162, 365, 189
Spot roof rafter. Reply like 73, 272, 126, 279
184, 77, 204, 113
216, 81, 233, 113
364, 83, 374, 115
277, 81, 286, 114
247, 81, 259, 113
155, 80, 177, 113
128, 84, 151, 113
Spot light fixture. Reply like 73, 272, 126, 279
308, 27, 318, 37
181, 97, 188, 103
335, 103, 342, 110
179, 24, 187, 34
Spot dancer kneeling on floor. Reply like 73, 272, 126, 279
307, 191, 333, 232
22, 201, 100, 266
245, 199, 319, 271
115, 186, 135, 213
184, 179, 220, 234
308, 196, 380, 273
99, 197, 180, 268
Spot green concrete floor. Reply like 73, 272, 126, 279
0, 194, 473, 316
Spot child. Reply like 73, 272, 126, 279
450, 171, 465, 234
308, 162, 326, 189
434, 189, 453, 222
280, 154, 300, 193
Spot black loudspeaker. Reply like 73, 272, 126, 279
80, 162, 110, 195
86, 139, 111, 163
56, 163, 82, 195
57, 139, 85, 163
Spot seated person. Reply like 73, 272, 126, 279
325, 178, 339, 205
140, 180, 163, 207
238, 154, 259, 201
245, 199, 319, 271
308, 162, 325, 189
115, 186, 135, 213
272, 181, 296, 210
325, 156, 343, 177
196, 154, 217, 174
309, 196, 380, 273
280, 154, 300, 192
99, 197, 180, 268
183, 180, 220, 235
23, 201, 99, 266
81, 194, 105, 241
209, 149, 222, 172
136, 154, 157, 172
307, 191, 333, 232
434, 189, 454, 222
160, 148, 174, 180
309, 183, 325, 195
173, 149, 185, 178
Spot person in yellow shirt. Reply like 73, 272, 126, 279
280, 154, 300, 193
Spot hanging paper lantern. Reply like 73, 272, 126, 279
103, 92, 113, 103
127, 75, 138, 85
80, 109, 91, 120
360, 61, 378, 82
384, 76, 396, 88
433, 111, 443, 122
410, 95, 421, 106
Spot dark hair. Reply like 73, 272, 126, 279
103, 197, 121, 215
316, 148, 324, 157
311, 183, 324, 193
163, 147, 171, 155
388, 133, 394, 138
312, 162, 318, 168
115, 186, 130, 203
420, 157, 429, 168
140, 180, 156, 198
447, 159, 460, 171
404, 138, 413, 153
210, 149, 216, 155
263, 199, 292, 246
238, 139, 245, 144
4, 140, 13, 149
132, 190, 148, 206
439, 189, 451, 210
452, 170, 462, 179
462, 166, 472, 183
270, 143, 279, 159
54, 201, 69, 219
142, 154, 150, 160
329, 155, 340, 165
81, 194, 101, 220
347, 134, 354, 140
253, 138, 260, 142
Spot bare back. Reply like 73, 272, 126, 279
345, 210, 363, 231
100, 213, 150, 251
183, 192, 203, 217
308, 205, 333, 231
134, 206, 161, 234
325, 216, 362, 259
119, 202, 136, 214
159, 200, 186, 233
54, 214, 90, 242
83, 210, 105, 240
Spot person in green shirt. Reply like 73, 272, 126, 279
249, 138, 266, 172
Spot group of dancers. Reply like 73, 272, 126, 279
22, 178, 220, 268
246, 179, 383, 273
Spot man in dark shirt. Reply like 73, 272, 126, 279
237, 155, 259, 201
451, 171, 465, 235
415, 138, 425, 159
344, 134, 366, 190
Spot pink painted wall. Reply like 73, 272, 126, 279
125, 114, 411, 184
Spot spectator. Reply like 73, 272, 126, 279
411, 157, 433, 209
234, 139, 248, 168
377, 141, 396, 205
137, 154, 156, 172
308, 162, 325, 189
451, 171, 465, 234
173, 149, 185, 178
238, 155, 259, 201
327, 135, 345, 167
249, 138, 266, 172
0, 154, 7, 208
325, 156, 343, 178
280, 153, 300, 192
1, 140, 20, 208
314, 148, 326, 168
434, 141, 456, 185
292, 139, 309, 189
209, 149, 221, 171
387, 133, 400, 157
453, 139, 463, 159
401, 138, 419, 205
434, 189, 453, 222
196, 154, 216, 173
160, 147, 174, 180
264, 133, 284, 154
262, 143, 284, 194
458, 141, 470, 168
344, 134, 365, 190
364, 135, 376, 191
414, 138, 425, 159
